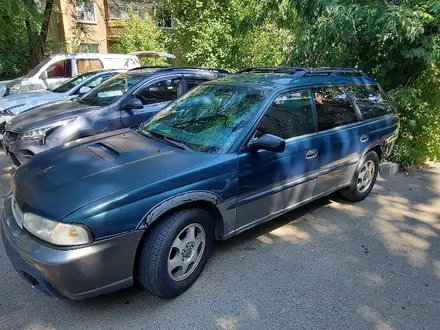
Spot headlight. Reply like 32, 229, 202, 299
23, 213, 93, 246
18, 117, 77, 141
9, 84, 20, 95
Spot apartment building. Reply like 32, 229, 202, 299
50, 0, 171, 53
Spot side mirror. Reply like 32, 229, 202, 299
78, 86, 91, 95
247, 134, 286, 153
120, 97, 143, 111
40, 71, 48, 80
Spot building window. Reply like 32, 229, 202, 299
79, 43, 99, 53
108, 2, 129, 19
156, 8, 172, 28
76, 0, 97, 24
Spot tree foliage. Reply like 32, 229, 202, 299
0, 0, 55, 79
113, 13, 163, 56
161, 0, 291, 71
276, 0, 440, 167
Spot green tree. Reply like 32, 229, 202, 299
113, 12, 164, 65
0, 0, 55, 79
270, 0, 440, 167
162, 0, 291, 71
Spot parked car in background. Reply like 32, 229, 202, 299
1, 67, 399, 300
0, 70, 122, 136
2, 67, 228, 166
1, 53, 140, 97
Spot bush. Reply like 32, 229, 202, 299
389, 67, 440, 167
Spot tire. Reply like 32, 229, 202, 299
340, 150, 379, 202
137, 208, 214, 298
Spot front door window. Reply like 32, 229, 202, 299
46, 60, 72, 79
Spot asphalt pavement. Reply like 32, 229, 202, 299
0, 150, 439, 330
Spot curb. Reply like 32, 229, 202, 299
379, 162, 400, 177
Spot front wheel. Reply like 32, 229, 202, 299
137, 208, 214, 298
340, 150, 379, 202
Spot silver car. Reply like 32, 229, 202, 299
0, 70, 122, 136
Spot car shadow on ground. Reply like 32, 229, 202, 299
1, 161, 439, 330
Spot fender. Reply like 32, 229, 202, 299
139, 190, 223, 228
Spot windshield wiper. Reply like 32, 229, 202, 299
137, 128, 194, 152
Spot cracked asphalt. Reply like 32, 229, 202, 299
0, 150, 439, 330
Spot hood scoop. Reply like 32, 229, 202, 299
87, 142, 121, 162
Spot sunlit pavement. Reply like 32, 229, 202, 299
0, 150, 439, 330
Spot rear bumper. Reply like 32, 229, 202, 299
1, 194, 144, 300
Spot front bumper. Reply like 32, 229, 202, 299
2, 133, 45, 167
1, 195, 144, 300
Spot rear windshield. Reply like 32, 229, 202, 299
78, 73, 144, 106
52, 71, 96, 93
345, 85, 394, 120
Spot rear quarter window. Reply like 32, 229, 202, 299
345, 85, 394, 120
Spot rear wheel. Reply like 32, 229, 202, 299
137, 208, 214, 298
340, 150, 379, 202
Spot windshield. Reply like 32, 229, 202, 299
25, 57, 53, 78
52, 71, 96, 93
78, 74, 144, 106
141, 85, 267, 153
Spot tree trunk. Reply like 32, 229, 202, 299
40, 0, 55, 53
26, 0, 55, 66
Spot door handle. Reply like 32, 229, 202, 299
360, 135, 369, 143
306, 149, 318, 160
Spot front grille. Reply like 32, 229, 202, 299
11, 194, 24, 228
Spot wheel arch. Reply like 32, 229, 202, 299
368, 145, 382, 160
139, 191, 225, 239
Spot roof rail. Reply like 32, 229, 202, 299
129, 66, 168, 71
154, 66, 230, 74
236, 67, 307, 75
236, 66, 365, 77
302, 67, 365, 77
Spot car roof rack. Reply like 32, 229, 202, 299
154, 66, 230, 74
129, 66, 169, 71
236, 67, 307, 75
236, 66, 365, 77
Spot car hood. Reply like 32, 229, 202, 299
13, 129, 220, 220
0, 91, 61, 113
7, 100, 99, 131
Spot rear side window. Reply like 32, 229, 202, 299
345, 85, 394, 120
257, 89, 315, 139
312, 87, 357, 131
77, 59, 104, 73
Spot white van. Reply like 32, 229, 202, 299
1, 53, 140, 97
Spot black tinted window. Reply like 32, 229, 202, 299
257, 90, 315, 139
345, 85, 394, 120
313, 87, 357, 131
136, 79, 180, 105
